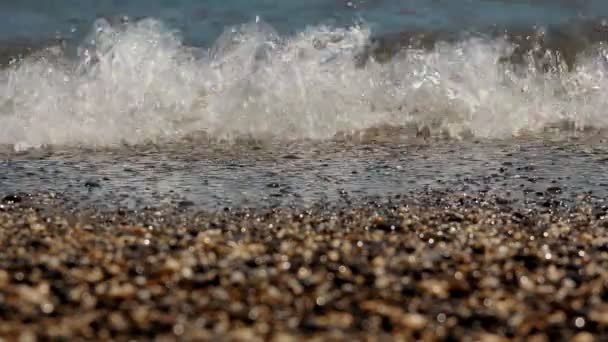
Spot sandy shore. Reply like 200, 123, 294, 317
0, 192, 606, 341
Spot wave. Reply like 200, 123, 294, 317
1, 17, 608, 150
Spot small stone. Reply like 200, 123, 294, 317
178, 200, 195, 208
401, 313, 427, 330
527, 334, 548, 342
30, 223, 45, 232
2, 194, 21, 204
589, 309, 608, 325
108, 283, 136, 299
18, 330, 36, 342
84, 179, 101, 189
476, 333, 510, 342
85, 268, 104, 283
164, 258, 181, 272
17, 283, 50, 304
130, 306, 150, 327
572, 332, 595, 342
40, 302, 54, 314
0, 270, 8, 288
416, 125, 431, 139
109, 312, 129, 331
419, 279, 449, 298
315, 311, 354, 329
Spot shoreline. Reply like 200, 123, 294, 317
0, 192, 606, 340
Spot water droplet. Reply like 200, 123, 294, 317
437, 313, 446, 323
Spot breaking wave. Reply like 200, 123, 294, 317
2, 17, 608, 150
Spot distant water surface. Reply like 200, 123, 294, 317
2, 1, 607, 45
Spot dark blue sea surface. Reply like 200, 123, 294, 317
1, 0, 607, 45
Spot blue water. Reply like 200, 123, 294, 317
1, 0, 608, 46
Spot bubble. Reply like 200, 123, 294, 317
437, 313, 447, 323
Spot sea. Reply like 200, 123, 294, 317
2, 1, 608, 209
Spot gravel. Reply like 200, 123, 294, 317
0, 192, 607, 341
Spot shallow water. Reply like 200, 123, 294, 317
2, 136, 608, 209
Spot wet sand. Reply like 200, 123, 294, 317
0, 191, 607, 341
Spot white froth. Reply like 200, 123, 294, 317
1, 18, 608, 149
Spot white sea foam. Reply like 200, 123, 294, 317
1, 17, 608, 150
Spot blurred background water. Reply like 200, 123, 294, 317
2, 0, 607, 46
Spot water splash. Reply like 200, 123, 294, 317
1, 17, 608, 150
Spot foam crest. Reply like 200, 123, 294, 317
1, 17, 608, 150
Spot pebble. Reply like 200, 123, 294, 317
0, 191, 607, 340
0, 270, 8, 288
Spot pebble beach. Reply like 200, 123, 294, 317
3, 1, 608, 340
1, 191, 607, 341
